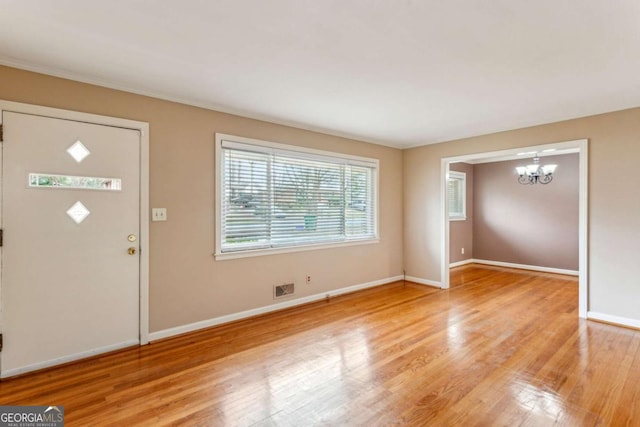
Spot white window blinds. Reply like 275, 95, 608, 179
448, 171, 466, 220
219, 137, 378, 254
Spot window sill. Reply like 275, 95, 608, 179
449, 217, 467, 222
214, 238, 379, 261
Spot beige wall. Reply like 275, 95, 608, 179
404, 107, 640, 321
449, 162, 473, 263
473, 154, 579, 270
0, 66, 404, 333
3, 64, 639, 329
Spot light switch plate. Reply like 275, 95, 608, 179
152, 208, 167, 221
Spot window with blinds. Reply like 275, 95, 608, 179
216, 134, 378, 257
448, 171, 466, 220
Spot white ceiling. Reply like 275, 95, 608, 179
1, 1, 639, 148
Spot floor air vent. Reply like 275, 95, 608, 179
274, 283, 295, 299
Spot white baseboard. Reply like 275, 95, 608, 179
587, 312, 640, 330
149, 275, 404, 342
1, 339, 139, 379
404, 275, 442, 289
470, 259, 579, 276
449, 259, 474, 268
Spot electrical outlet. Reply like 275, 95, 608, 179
306, 275, 311, 284
461, 247, 465, 255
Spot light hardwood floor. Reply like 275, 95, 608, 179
1, 264, 639, 426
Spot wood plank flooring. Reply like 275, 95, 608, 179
1, 264, 639, 426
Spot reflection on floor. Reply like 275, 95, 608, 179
0, 264, 638, 426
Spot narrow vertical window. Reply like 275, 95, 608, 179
448, 171, 466, 220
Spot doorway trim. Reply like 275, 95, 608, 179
0, 100, 150, 344
440, 139, 588, 318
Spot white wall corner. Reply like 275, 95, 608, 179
587, 312, 640, 330
449, 259, 474, 268
404, 276, 442, 289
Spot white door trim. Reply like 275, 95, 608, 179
0, 100, 150, 345
440, 139, 588, 318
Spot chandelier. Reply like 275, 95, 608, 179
516, 156, 557, 185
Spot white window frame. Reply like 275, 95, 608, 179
215, 133, 379, 260
448, 170, 466, 221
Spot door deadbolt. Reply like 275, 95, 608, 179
128, 234, 137, 242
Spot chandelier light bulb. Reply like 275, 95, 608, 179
515, 155, 556, 185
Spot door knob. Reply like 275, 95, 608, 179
128, 247, 137, 255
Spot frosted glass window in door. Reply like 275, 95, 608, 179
67, 140, 91, 163
66, 201, 90, 224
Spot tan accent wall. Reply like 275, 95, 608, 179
449, 162, 473, 263
0, 65, 404, 333
473, 154, 579, 270
404, 107, 640, 320
3, 64, 640, 327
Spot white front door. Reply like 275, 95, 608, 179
1, 110, 143, 377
